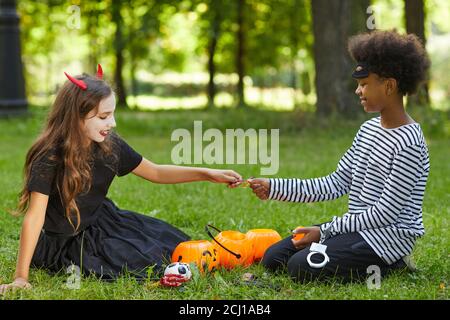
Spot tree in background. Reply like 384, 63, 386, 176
16, 0, 447, 113
196, 0, 226, 109
111, 0, 127, 108
18, 0, 63, 97
238, 0, 313, 108
84, 1, 102, 74
124, 0, 162, 104
405, 0, 429, 106
288, 0, 311, 108
312, 0, 370, 116
236, 0, 247, 108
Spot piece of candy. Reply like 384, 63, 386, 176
292, 226, 306, 241
239, 181, 250, 187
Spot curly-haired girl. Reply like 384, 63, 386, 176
248, 30, 431, 283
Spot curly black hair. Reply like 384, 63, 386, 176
348, 30, 430, 96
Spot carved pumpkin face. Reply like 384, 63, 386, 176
212, 231, 254, 269
246, 229, 282, 261
171, 240, 219, 273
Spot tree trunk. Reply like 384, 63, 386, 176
207, 0, 221, 109
236, 0, 246, 108
311, 0, 369, 116
112, 0, 128, 108
351, 0, 371, 35
405, 0, 426, 49
129, 58, 138, 108
405, 0, 429, 106
207, 33, 218, 109
290, 0, 300, 108
86, 3, 99, 74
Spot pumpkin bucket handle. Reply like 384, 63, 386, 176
205, 224, 241, 259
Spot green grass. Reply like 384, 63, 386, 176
0, 106, 448, 300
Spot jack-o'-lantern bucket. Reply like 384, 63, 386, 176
246, 229, 282, 261
205, 224, 253, 269
171, 240, 219, 273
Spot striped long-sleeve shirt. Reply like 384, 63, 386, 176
269, 116, 430, 265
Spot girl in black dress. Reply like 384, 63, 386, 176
0, 65, 242, 293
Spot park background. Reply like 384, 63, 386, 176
0, 0, 448, 299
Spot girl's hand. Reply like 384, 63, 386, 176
206, 169, 242, 186
248, 178, 270, 200
291, 226, 321, 250
0, 277, 32, 295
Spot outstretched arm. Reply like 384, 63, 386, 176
0, 192, 48, 294
248, 144, 355, 202
249, 128, 360, 203
132, 157, 242, 185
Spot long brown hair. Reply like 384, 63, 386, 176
16, 74, 115, 231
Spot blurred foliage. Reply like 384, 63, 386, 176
15, 0, 450, 111
409, 107, 450, 139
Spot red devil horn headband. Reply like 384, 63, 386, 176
64, 72, 87, 90
96, 64, 103, 79
64, 64, 104, 90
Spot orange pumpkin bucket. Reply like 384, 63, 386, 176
171, 240, 219, 273
206, 225, 253, 269
246, 229, 282, 261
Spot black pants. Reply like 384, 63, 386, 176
261, 232, 406, 283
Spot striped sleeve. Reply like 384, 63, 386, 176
268, 139, 355, 203
322, 144, 424, 238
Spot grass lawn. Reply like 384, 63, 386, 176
0, 106, 448, 300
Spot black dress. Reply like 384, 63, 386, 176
29, 133, 190, 280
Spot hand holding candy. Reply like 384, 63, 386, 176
226, 175, 251, 188
291, 226, 321, 250
247, 178, 270, 200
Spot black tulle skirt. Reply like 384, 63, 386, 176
31, 198, 190, 280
